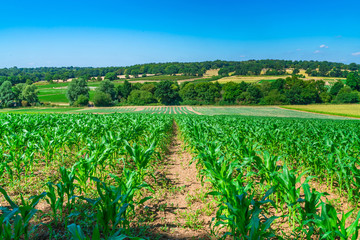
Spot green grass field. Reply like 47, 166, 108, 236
37, 88, 97, 103
281, 104, 360, 118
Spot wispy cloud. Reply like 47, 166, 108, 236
314, 50, 320, 54
352, 52, 360, 56
320, 44, 329, 48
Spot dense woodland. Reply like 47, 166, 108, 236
1, 60, 360, 85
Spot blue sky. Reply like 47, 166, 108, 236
1, 0, 360, 67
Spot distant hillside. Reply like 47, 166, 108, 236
0, 60, 359, 85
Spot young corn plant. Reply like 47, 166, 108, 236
0, 187, 47, 240
214, 188, 278, 240
124, 140, 156, 182
305, 203, 360, 240
80, 177, 150, 238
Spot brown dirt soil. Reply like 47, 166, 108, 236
143, 123, 214, 239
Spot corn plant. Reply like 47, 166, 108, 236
0, 187, 46, 240
215, 188, 278, 240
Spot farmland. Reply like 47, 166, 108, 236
0, 105, 357, 119
215, 75, 345, 84
282, 104, 360, 118
1, 111, 360, 239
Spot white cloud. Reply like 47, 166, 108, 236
314, 50, 320, 54
320, 44, 329, 48
352, 52, 360, 56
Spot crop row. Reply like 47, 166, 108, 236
176, 115, 360, 239
0, 113, 173, 239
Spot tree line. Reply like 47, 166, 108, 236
65, 73, 360, 107
1, 60, 359, 85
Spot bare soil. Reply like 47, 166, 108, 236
144, 122, 213, 239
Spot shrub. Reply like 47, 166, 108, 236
127, 90, 155, 105
93, 91, 113, 107
73, 95, 89, 106
333, 86, 359, 103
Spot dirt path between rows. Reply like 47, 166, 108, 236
146, 122, 213, 239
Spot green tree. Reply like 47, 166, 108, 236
154, 80, 180, 105
73, 95, 89, 106
179, 83, 197, 103
334, 86, 359, 103
140, 83, 156, 94
127, 90, 155, 105
292, 68, 300, 75
97, 79, 116, 100
66, 78, 90, 105
121, 80, 132, 100
21, 84, 39, 105
262, 89, 287, 105
0, 81, 15, 107
222, 82, 246, 103
346, 72, 360, 91
330, 81, 344, 96
104, 72, 117, 81
93, 91, 112, 106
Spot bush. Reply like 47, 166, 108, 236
73, 95, 89, 106
127, 90, 155, 105
333, 86, 359, 103
93, 91, 113, 107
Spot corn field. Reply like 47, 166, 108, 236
1, 113, 360, 239
176, 115, 360, 239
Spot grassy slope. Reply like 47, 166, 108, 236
281, 104, 360, 118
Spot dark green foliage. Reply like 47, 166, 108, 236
292, 68, 300, 75
262, 89, 287, 105
93, 91, 113, 106
73, 95, 89, 106
127, 90, 155, 105
346, 72, 360, 91
97, 79, 116, 100
154, 80, 180, 105
222, 81, 248, 103
121, 80, 132, 100
66, 78, 90, 105
330, 81, 344, 96
21, 84, 39, 105
104, 72, 118, 81
140, 83, 156, 94
0, 81, 16, 107
334, 86, 359, 103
